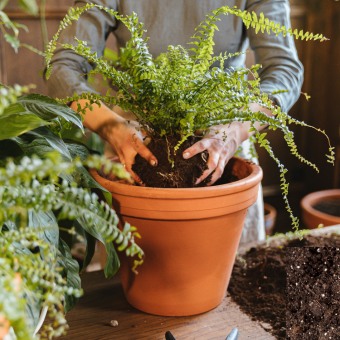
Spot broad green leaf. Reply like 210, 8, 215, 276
76, 215, 119, 277
0, 1, 9, 11
58, 239, 81, 312
17, 94, 84, 131
28, 210, 59, 249
13, 134, 71, 162
27, 127, 72, 161
81, 229, 97, 270
0, 10, 16, 30
66, 142, 111, 189
18, 0, 38, 16
12, 136, 55, 158
4, 33, 20, 52
0, 104, 49, 140
66, 140, 91, 160
102, 241, 120, 277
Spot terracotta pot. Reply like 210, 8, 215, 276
91, 157, 262, 316
264, 203, 277, 236
301, 189, 340, 229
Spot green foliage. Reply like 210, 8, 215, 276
45, 4, 335, 232
0, 0, 39, 52
0, 228, 82, 340
0, 84, 143, 339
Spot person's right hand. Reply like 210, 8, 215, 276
99, 118, 157, 183
71, 100, 157, 184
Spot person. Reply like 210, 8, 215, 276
46, 0, 303, 243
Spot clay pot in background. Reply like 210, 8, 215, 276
301, 189, 340, 229
264, 203, 277, 236
91, 157, 262, 316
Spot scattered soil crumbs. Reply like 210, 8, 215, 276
286, 246, 340, 339
228, 233, 340, 339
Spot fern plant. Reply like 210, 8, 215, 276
0, 83, 144, 339
45, 4, 335, 232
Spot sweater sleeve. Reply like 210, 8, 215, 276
45, 0, 118, 99
246, 0, 304, 112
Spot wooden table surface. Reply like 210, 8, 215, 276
59, 270, 275, 340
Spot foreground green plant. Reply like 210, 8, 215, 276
0, 228, 81, 340
45, 4, 335, 232
0, 0, 45, 55
0, 84, 143, 339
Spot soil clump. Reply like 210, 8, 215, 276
228, 233, 340, 339
132, 136, 238, 188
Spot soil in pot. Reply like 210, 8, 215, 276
313, 198, 340, 217
228, 232, 340, 339
132, 136, 239, 188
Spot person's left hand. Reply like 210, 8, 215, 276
182, 122, 250, 185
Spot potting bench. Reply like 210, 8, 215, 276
58, 270, 275, 339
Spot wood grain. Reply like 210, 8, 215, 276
58, 270, 275, 340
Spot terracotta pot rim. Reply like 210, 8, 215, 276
90, 157, 262, 199
301, 189, 340, 221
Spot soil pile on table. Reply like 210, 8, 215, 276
228, 233, 340, 339
286, 246, 340, 339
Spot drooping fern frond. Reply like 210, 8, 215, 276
45, 3, 101, 77
253, 128, 300, 234
0, 153, 143, 271
215, 6, 328, 42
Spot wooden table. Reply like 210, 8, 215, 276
59, 270, 275, 340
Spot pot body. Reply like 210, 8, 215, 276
91, 157, 262, 316
264, 203, 277, 236
301, 189, 340, 229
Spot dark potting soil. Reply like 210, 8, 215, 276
132, 136, 238, 188
313, 199, 340, 217
228, 233, 340, 339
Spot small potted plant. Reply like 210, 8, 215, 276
301, 189, 340, 229
45, 4, 334, 316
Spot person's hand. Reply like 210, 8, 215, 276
99, 118, 157, 183
182, 103, 273, 186
182, 122, 249, 186
71, 100, 157, 184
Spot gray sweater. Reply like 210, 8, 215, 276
47, 0, 303, 113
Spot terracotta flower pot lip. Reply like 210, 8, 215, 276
301, 189, 340, 221
90, 157, 263, 199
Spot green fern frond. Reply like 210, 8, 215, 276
219, 7, 328, 42
254, 129, 300, 233
0, 154, 143, 267
0, 228, 82, 340
45, 3, 103, 77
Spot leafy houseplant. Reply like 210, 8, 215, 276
45, 3, 334, 232
1, 1, 144, 336
43, 3, 336, 316
0, 83, 144, 338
